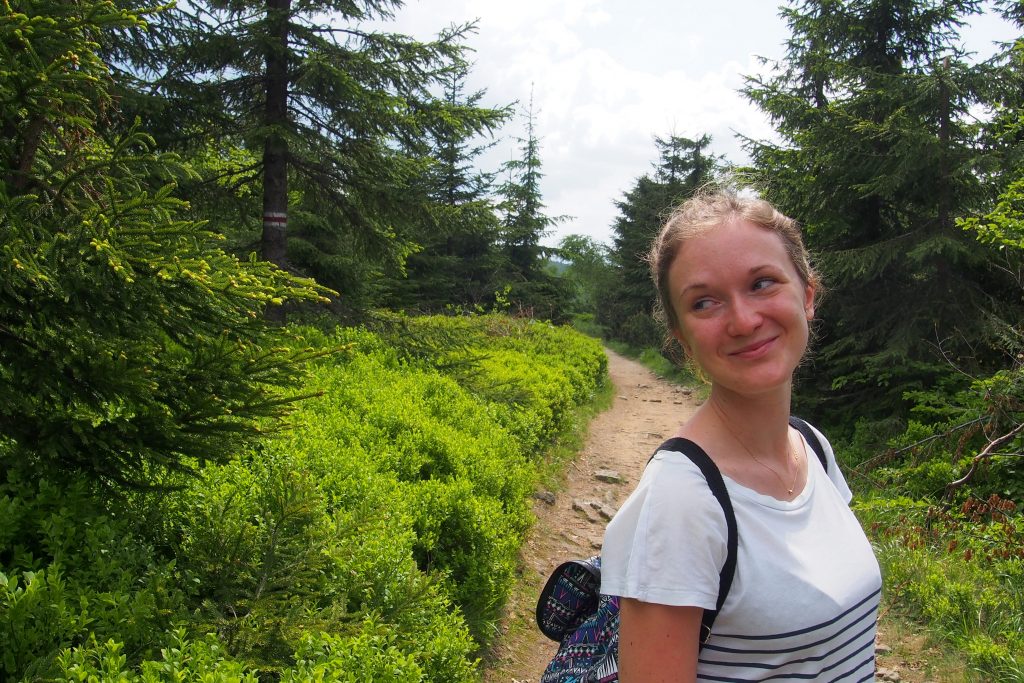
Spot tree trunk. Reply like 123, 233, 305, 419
262, 0, 291, 322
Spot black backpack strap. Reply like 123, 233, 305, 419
788, 415, 827, 473
650, 437, 737, 650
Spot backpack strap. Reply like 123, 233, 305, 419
788, 415, 828, 473
650, 437, 737, 649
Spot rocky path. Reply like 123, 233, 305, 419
482, 348, 697, 682
482, 348, 938, 683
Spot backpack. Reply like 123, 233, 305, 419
536, 416, 827, 683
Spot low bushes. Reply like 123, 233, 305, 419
0, 314, 607, 681
855, 494, 1023, 680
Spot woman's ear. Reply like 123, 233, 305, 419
804, 284, 815, 321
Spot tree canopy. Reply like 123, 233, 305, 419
0, 0, 330, 486
743, 0, 1024, 431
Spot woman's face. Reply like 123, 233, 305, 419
667, 219, 815, 398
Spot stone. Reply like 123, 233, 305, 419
594, 469, 623, 484
597, 504, 617, 521
533, 490, 556, 505
572, 499, 600, 523
876, 667, 902, 682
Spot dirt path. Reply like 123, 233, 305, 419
482, 347, 936, 683
483, 348, 698, 682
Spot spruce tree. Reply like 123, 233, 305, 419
744, 0, 1021, 430
386, 66, 510, 310
0, 0, 328, 486
110, 1, 506, 312
603, 134, 721, 345
496, 94, 570, 319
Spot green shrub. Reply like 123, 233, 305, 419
618, 311, 662, 349
856, 495, 1024, 680
55, 630, 258, 682
0, 472, 187, 680
0, 1, 331, 487
3, 314, 607, 681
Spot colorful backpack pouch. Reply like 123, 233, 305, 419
537, 556, 602, 641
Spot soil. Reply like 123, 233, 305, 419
482, 347, 940, 683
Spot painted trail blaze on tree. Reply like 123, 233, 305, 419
112, 0, 509, 311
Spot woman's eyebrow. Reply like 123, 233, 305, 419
679, 265, 778, 295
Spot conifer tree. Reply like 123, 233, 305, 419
744, 0, 1021, 429
111, 1, 505, 312
0, 0, 329, 486
603, 134, 721, 344
386, 67, 511, 310
496, 93, 570, 319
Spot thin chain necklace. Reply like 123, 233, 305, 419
713, 404, 803, 495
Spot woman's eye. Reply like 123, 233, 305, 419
753, 277, 777, 291
692, 298, 713, 311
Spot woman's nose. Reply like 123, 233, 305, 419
727, 298, 762, 336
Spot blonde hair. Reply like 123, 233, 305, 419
648, 188, 821, 335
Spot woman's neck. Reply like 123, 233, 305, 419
702, 385, 794, 461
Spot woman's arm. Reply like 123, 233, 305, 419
619, 598, 703, 683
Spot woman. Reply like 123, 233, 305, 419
601, 190, 881, 682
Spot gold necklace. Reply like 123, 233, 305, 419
746, 441, 801, 495
713, 405, 803, 494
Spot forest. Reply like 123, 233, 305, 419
0, 0, 1022, 680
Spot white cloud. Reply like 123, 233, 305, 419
370, 0, 1015, 246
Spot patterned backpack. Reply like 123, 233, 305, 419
535, 417, 826, 683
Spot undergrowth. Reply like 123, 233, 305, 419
854, 493, 1023, 681
0, 314, 608, 681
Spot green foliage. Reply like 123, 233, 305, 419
0, 470, 188, 680
856, 495, 1023, 680
618, 311, 663, 349
113, 0, 510, 310
55, 631, 259, 682
557, 234, 617, 319
0, 0, 331, 486
1, 315, 606, 681
603, 134, 722, 342
386, 68, 512, 312
282, 626, 428, 683
744, 0, 1022, 429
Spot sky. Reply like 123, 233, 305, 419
372, 1, 1018, 248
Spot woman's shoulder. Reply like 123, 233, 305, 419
619, 440, 729, 519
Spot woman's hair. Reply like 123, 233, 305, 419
648, 187, 822, 335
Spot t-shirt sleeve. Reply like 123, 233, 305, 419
599, 451, 728, 609
805, 422, 853, 504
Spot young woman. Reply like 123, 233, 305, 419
601, 190, 881, 682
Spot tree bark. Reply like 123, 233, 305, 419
262, 0, 291, 321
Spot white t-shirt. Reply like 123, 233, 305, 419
601, 424, 881, 682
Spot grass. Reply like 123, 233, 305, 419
534, 372, 615, 492
602, 340, 707, 395
855, 495, 1024, 681
876, 611, 970, 682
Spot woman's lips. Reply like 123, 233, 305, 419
730, 337, 777, 358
